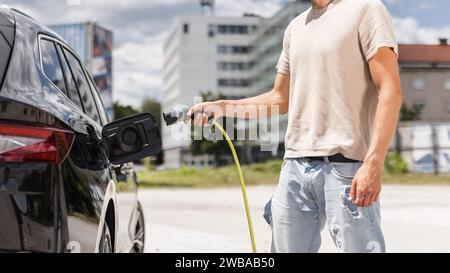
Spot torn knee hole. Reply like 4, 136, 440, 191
331, 225, 342, 250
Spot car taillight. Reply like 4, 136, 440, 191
0, 123, 74, 164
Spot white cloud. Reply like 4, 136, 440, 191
411, 2, 434, 13
393, 16, 450, 44
215, 0, 282, 17
113, 33, 165, 107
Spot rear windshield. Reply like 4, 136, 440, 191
0, 11, 15, 89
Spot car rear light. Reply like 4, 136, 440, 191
0, 123, 74, 164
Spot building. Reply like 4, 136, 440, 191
398, 39, 450, 122
395, 40, 450, 173
249, 0, 310, 95
162, 15, 262, 168
50, 22, 114, 119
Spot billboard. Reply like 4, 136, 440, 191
50, 22, 114, 120
91, 25, 113, 119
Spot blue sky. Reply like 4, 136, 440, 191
2, 0, 450, 107
384, 0, 450, 28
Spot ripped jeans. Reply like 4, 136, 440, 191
263, 157, 385, 253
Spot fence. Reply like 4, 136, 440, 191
392, 122, 450, 174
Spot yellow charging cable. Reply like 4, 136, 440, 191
213, 120, 257, 253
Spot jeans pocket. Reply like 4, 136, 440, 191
263, 196, 273, 226
331, 162, 362, 180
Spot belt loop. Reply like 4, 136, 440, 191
324, 156, 330, 164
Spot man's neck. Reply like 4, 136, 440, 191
311, 0, 333, 9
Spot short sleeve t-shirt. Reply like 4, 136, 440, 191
277, 0, 398, 161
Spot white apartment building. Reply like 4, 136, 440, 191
162, 15, 262, 168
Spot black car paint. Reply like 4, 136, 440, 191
0, 9, 144, 252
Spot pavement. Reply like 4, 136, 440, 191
138, 185, 450, 253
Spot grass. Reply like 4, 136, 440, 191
138, 160, 283, 188
382, 172, 450, 185
137, 160, 450, 188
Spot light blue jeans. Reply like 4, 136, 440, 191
264, 157, 385, 253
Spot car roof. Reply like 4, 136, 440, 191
0, 8, 14, 38
0, 8, 15, 89
4, 7, 67, 45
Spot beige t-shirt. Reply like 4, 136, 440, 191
277, 0, 398, 161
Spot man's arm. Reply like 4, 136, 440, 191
188, 73, 290, 126
350, 47, 403, 207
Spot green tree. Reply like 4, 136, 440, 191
141, 97, 163, 165
384, 152, 409, 174
141, 97, 162, 127
113, 102, 139, 120
400, 103, 422, 121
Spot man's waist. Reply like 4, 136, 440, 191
302, 153, 361, 163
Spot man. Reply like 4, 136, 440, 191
188, 0, 402, 253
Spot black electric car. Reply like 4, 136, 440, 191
0, 8, 161, 252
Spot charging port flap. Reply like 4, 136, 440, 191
101, 112, 162, 165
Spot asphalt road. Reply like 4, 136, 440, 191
138, 185, 450, 253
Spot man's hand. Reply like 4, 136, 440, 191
350, 159, 383, 207
187, 101, 224, 127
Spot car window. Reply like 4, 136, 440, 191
56, 44, 84, 111
86, 73, 110, 125
40, 39, 67, 95
62, 48, 100, 124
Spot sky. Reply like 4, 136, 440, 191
1, 0, 450, 108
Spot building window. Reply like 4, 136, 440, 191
413, 78, 425, 90
233, 46, 249, 54
217, 45, 249, 55
218, 79, 250, 87
217, 25, 249, 34
445, 101, 450, 113
183, 23, 189, 34
217, 62, 248, 71
217, 45, 228, 54
445, 79, 450, 91
413, 100, 426, 112
208, 25, 215, 38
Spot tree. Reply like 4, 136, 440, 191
141, 97, 163, 165
113, 102, 139, 120
141, 97, 162, 127
400, 103, 421, 121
